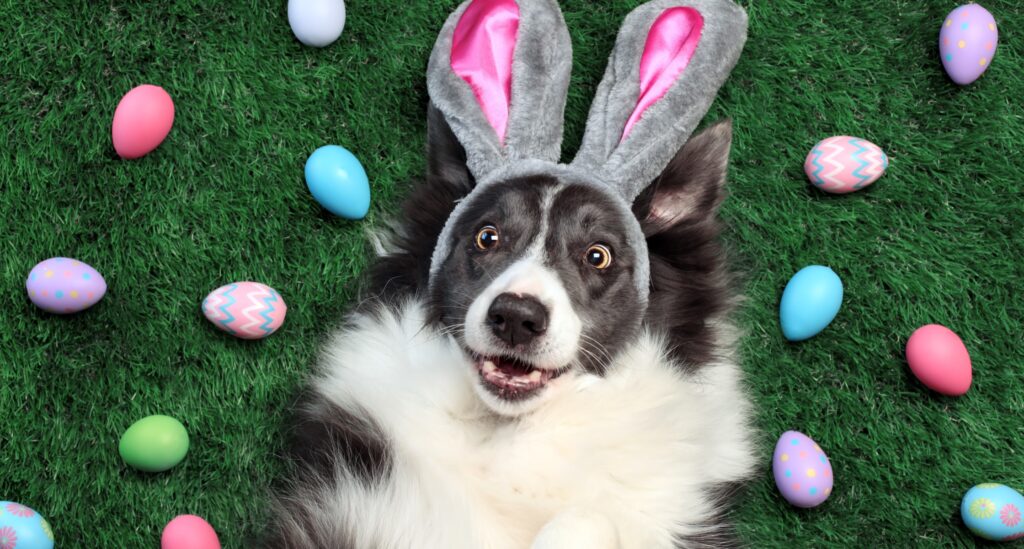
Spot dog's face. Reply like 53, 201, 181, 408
426, 108, 733, 416
433, 176, 645, 414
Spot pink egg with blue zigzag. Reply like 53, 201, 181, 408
804, 136, 888, 194
202, 282, 287, 340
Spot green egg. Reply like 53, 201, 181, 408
118, 415, 189, 472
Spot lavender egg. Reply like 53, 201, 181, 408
772, 431, 834, 508
939, 4, 998, 85
26, 257, 107, 314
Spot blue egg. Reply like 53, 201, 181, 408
962, 484, 1024, 541
779, 265, 843, 342
0, 501, 54, 549
304, 145, 370, 220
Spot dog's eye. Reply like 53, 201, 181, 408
475, 225, 500, 250
585, 244, 612, 270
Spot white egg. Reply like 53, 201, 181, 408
288, 0, 346, 48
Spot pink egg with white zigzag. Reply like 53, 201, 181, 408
804, 136, 888, 194
202, 282, 287, 340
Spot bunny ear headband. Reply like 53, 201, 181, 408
427, 0, 748, 308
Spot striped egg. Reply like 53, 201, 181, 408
201, 282, 287, 340
939, 4, 998, 86
804, 136, 888, 194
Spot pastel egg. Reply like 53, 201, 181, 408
162, 515, 221, 549
112, 84, 175, 159
25, 257, 107, 314
0, 501, 54, 549
779, 266, 843, 342
906, 324, 972, 396
772, 431, 833, 508
804, 136, 888, 194
288, 0, 346, 48
940, 4, 998, 85
119, 415, 190, 472
962, 484, 1024, 541
305, 145, 371, 220
202, 282, 287, 340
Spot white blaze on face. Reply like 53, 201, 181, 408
464, 258, 582, 370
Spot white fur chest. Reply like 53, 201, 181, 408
312, 299, 756, 549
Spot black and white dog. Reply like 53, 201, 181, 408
266, 0, 755, 546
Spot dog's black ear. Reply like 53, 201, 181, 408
427, 103, 475, 195
633, 119, 732, 236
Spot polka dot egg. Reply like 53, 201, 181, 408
939, 4, 998, 85
772, 431, 834, 508
0, 501, 55, 549
25, 257, 106, 314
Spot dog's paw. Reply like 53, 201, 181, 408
530, 508, 619, 549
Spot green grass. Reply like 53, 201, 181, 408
1, 0, 1021, 546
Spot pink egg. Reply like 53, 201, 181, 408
804, 136, 888, 194
25, 257, 107, 314
161, 515, 221, 549
201, 282, 287, 340
772, 431, 833, 508
112, 84, 175, 159
906, 324, 972, 396
939, 4, 998, 86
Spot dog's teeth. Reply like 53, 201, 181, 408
483, 361, 497, 373
528, 371, 542, 382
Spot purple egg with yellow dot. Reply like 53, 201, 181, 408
939, 4, 998, 85
772, 431, 834, 508
25, 257, 107, 314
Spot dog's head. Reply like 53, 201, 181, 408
428, 106, 733, 415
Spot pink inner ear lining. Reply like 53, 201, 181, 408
450, 0, 521, 145
621, 7, 705, 142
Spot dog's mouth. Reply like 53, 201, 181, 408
472, 355, 568, 401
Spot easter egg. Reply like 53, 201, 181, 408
804, 136, 888, 194
962, 484, 1024, 541
25, 257, 107, 314
202, 282, 287, 340
288, 0, 346, 47
940, 4, 998, 85
772, 431, 833, 508
112, 84, 175, 159
162, 515, 221, 549
0, 502, 54, 549
906, 324, 972, 396
779, 266, 843, 342
119, 415, 190, 472
305, 145, 370, 220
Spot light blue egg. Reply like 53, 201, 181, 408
779, 265, 843, 342
962, 484, 1024, 542
304, 145, 370, 220
0, 501, 54, 549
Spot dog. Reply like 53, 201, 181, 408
265, 0, 755, 547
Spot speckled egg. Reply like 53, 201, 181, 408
804, 136, 888, 194
962, 484, 1024, 541
940, 4, 998, 85
162, 515, 221, 549
772, 431, 833, 508
0, 501, 55, 549
25, 257, 106, 314
201, 282, 287, 340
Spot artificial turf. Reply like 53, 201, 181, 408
1, 0, 1021, 546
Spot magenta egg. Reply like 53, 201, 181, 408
26, 257, 107, 314
939, 4, 998, 85
161, 515, 221, 549
772, 431, 833, 508
112, 84, 175, 159
906, 324, 972, 396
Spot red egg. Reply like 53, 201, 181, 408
112, 84, 175, 159
906, 324, 972, 396
161, 515, 220, 549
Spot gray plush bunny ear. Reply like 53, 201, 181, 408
427, 0, 572, 181
571, 0, 748, 201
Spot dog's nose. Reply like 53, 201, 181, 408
487, 293, 548, 347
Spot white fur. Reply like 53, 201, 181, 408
308, 299, 756, 549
